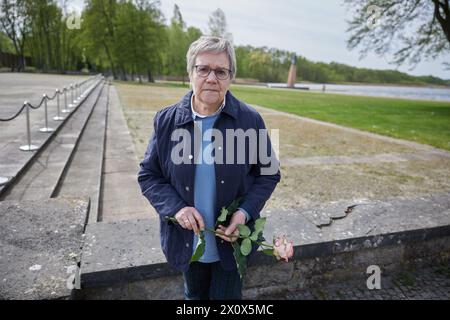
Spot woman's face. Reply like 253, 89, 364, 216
190, 51, 231, 109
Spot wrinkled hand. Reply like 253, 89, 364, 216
175, 207, 205, 235
216, 210, 246, 242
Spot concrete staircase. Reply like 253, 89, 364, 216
0, 77, 156, 299
0, 76, 108, 299
0, 76, 118, 223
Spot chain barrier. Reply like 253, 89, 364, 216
0, 74, 103, 186
1, 74, 103, 151
0, 74, 101, 122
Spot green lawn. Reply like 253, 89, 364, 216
230, 85, 450, 151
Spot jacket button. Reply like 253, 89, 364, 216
218, 146, 222, 150
185, 186, 190, 191
221, 240, 224, 243
186, 243, 189, 248
221, 180, 224, 184
188, 155, 193, 160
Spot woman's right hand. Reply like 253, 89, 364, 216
174, 207, 205, 235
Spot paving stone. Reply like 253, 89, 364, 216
258, 263, 450, 300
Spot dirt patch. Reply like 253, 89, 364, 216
267, 158, 450, 210
116, 83, 189, 158
261, 114, 417, 158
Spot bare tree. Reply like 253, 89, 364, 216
208, 8, 233, 42
345, 0, 450, 69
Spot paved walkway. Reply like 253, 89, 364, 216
258, 263, 450, 300
100, 85, 157, 221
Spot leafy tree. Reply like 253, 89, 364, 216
345, 0, 450, 69
0, 0, 30, 71
186, 26, 202, 45
164, 4, 202, 84
165, 4, 187, 83
0, 31, 14, 53
112, 0, 165, 82
82, 0, 119, 78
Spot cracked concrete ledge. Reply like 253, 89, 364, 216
0, 198, 89, 300
75, 192, 450, 299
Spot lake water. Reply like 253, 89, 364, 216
267, 83, 450, 102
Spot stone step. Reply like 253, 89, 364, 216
99, 85, 156, 222
0, 81, 105, 201
73, 192, 450, 299
55, 83, 110, 224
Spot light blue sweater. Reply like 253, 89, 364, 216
191, 101, 250, 262
192, 113, 220, 262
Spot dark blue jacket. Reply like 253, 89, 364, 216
138, 90, 281, 272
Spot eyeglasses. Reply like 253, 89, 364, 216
194, 65, 232, 80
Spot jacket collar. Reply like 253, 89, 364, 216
175, 90, 238, 127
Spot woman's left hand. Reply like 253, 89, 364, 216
216, 210, 247, 242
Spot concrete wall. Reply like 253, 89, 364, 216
74, 236, 450, 300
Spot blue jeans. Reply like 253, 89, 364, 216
182, 261, 242, 300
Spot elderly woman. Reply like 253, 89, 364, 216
138, 36, 280, 300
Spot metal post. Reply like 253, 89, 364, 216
62, 88, 70, 113
53, 89, 65, 121
76, 83, 81, 103
19, 102, 39, 151
39, 94, 54, 132
74, 83, 79, 103
69, 84, 75, 108
72, 83, 76, 105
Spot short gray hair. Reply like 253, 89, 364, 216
186, 36, 236, 80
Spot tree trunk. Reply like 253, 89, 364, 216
102, 41, 117, 79
147, 69, 154, 82
121, 66, 127, 81
432, 0, 450, 44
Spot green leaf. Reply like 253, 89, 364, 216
226, 197, 242, 215
216, 198, 243, 227
190, 231, 205, 263
232, 242, 247, 279
249, 231, 259, 242
237, 224, 251, 237
248, 218, 266, 241
254, 217, 266, 233
240, 238, 252, 256
262, 249, 274, 256
217, 207, 228, 223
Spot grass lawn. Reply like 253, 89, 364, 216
115, 80, 450, 151
230, 85, 450, 151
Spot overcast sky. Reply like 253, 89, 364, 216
69, 0, 449, 79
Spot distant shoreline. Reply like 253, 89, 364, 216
300, 81, 450, 89
231, 77, 450, 89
